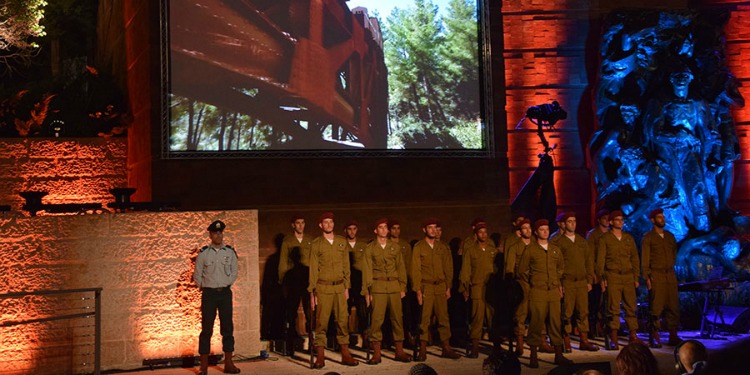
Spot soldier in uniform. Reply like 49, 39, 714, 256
505, 218, 532, 355
549, 212, 567, 242
277, 214, 314, 357
363, 218, 412, 364
308, 212, 359, 368
345, 220, 369, 347
586, 209, 609, 338
459, 218, 485, 256
503, 214, 527, 258
459, 223, 498, 358
642, 208, 682, 347
390, 219, 417, 347
551, 212, 599, 352
412, 218, 461, 361
596, 210, 642, 350
193, 220, 241, 375
517, 219, 573, 368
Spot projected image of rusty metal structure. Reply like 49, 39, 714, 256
169, 0, 389, 149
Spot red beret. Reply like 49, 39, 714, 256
319, 212, 334, 223
422, 217, 439, 227
290, 213, 304, 222
373, 217, 389, 230
533, 219, 549, 231
345, 219, 359, 228
555, 212, 567, 222
474, 222, 487, 233
471, 217, 486, 227
516, 218, 531, 229
609, 210, 624, 219
648, 208, 664, 220
561, 211, 576, 222
595, 209, 610, 219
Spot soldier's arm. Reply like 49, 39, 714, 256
396, 245, 407, 293
584, 237, 594, 284
596, 236, 606, 282
342, 239, 351, 289
444, 244, 454, 291
630, 236, 640, 284
556, 245, 565, 281
411, 244, 422, 292
517, 246, 531, 286
504, 243, 516, 276
228, 246, 239, 285
308, 242, 319, 293
641, 234, 651, 280
193, 249, 205, 287
458, 245, 472, 293
362, 244, 373, 296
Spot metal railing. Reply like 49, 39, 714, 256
1, 288, 102, 375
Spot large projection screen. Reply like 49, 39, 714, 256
162, 0, 493, 157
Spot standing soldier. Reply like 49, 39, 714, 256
412, 218, 461, 361
517, 219, 573, 368
193, 220, 241, 375
596, 210, 642, 350
460, 218, 485, 256
459, 223, 498, 358
505, 218, 532, 355
642, 208, 682, 347
345, 220, 369, 347
278, 214, 314, 357
551, 212, 599, 352
389, 219, 417, 347
308, 212, 359, 368
586, 209, 609, 338
363, 218, 412, 364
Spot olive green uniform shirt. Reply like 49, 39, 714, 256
596, 231, 640, 284
363, 239, 407, 294
308, 235, 351, 293
459, 240, 498, 298
411, 239, 453, 294
552, 233, 594, 284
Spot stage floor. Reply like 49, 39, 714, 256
114, 330, 748, 375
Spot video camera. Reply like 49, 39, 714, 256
526, 101, 567, 126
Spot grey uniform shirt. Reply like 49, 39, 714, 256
193, 244, 238, 288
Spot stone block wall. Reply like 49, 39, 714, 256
0, 138, 128, 213
0, 210, 260, 374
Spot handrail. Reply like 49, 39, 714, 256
0, 288, 102, 375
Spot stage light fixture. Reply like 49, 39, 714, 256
142, 354, 222, 369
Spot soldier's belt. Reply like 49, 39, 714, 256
202, 287, 230, 292
374, 277, 398, 281
422, 279, 445, 285
606, 269, 633, 275
563, 276, 587, 282
317, 279, 344, 286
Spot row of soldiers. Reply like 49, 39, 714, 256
276, 208, 682, 369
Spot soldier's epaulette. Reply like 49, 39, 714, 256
200, 245, 210, 252
225, 244, 238, 258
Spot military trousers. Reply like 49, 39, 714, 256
470, 297, 494, 340
199, 287, 234, 354
371, 292, 405, 342
563, 279, 590, 334
514, 282, 530, 336
528, 288, 563, 346
606, 273, 638, 331
649, 271, 680, 330
420, 289, 451, 342
314, 291, 349, 347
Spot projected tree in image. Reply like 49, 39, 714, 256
591, 9, 747, 281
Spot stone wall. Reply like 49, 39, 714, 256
0, 138, 128, 213
0, 210, 260, 374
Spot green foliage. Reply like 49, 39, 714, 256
383, 0, 482, 149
